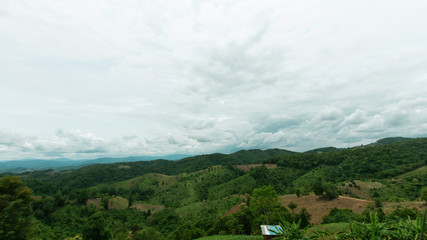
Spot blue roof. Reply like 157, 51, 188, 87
260, 225, 282, 235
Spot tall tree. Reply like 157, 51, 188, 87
0, 176, 33, 240
250, 185, 280, 225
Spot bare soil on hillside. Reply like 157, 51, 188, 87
383, 201, 426, 214
279, 195, 373, 224
222, 195, 372, 224
131, 202, 165, 212
86, 198, 101, 209
236, 164, 277, 172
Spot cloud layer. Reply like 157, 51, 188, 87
1, 0, 427, 159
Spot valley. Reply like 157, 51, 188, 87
0, 137, 426, 239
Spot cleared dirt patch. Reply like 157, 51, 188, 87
383, 201, 426, 214
131, 202, 165, 213
86, 198, 101, 209
223, 203, 244, 217
117, 165, 131, 169
116, 173, 176, 189
109, 196, 128, 209
236, 164, 277, 172
279, 195, 372, 224
340, 180, 385, 199
223, 195, 372, 224
32, 195, 42, 200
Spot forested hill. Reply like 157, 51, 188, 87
19, 148, 295, 189
265, 137, 426, 182
3, 137, 426, 240
15, 137, 426, 191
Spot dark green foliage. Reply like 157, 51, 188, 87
271, 218, 311, 240
313, 178, 324, 196
295, 188, 301, 197
134, 227, 164, 240
374, 137, 412, 145
250, 186, 280, 225
323, 183, 340, 200
420, 187, 427, 203
341, 212, 392, 239
0, 176, 33, 240
147, 208, 181, 234
293, 208, 311, 229
387, 207, 420, 221
274, 138, 426, 182
21, 149, 292, 191
288, 202, 297, 213
82, 211, 112, 240
322, 208, 362, 224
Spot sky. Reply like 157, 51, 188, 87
1, 0, 427, 160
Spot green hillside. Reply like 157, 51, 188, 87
1, 137, 426, 239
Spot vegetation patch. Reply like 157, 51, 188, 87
109, 196, 128, 210
306, 222, 350, 237
278, 194, 372, 224
236, 164, 277, 172
86, 198, 101, 209
195, 235, 263, 240
131, 202, 165, 213
341, 180, 385, 199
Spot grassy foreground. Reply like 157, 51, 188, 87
306, 222, 350, 237
195, 235, 263, 240
195, 223, 350, 240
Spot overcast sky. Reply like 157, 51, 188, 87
1, 0, 427, 160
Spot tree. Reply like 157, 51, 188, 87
420, 187, 427, 205
342, 212, 391, 240
271, 218, 310, 240
250, 186, 280, 225
82, 211, 112, 240
295, 188, 301, 198
288, 202, 297, 214
294, 208, 311, 228
313, 178, 324, 196
323, 183, 339, 200
322, 208, 362, 224
0, 176, 33, 240
135, 227, 164, 240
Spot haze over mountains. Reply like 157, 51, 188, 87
0, 136, 412, 173
0, 154, 190, 173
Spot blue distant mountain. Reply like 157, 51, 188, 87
0, 154, 191, 173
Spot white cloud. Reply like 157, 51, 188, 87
1, 0, 427, 159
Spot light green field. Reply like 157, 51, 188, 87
195, 235, 263, 240
195, 223, 350, 240
306, 222, 350, 237
395, 166, 427, 179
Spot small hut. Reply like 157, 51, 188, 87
260, 225, 282, 240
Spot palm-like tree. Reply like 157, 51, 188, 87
271, 218, 311, 240
340, 212, 392, 240
390, 210, 426, 240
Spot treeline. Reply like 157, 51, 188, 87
266, 137, 426, 181
19, 148, 293, 190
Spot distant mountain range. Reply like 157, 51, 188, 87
0, 137, 414, 173
0, 154, 191, 173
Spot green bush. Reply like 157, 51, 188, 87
322, 208, 362, 224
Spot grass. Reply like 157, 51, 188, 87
195, 235, 263, 240
306, 222, 350, 237
109, 196, 128, 209
194, 224, 350, 240
395, 166, 427, 179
